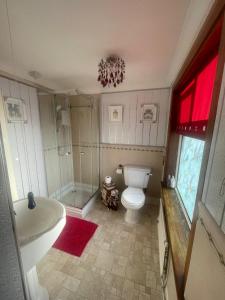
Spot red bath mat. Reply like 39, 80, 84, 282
53, 216, 98, 257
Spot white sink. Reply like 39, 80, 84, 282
14, 197, 66, 300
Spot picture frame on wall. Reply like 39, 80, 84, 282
141, 104, 158, 123
108, 105, 123, 122
4, 97, 27, 123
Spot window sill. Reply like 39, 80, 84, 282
161, 185, 190, 299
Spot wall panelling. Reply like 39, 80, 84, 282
0, 77, 47, 200
101, 89, 171, 146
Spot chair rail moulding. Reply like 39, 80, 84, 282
100, 143, 166, 154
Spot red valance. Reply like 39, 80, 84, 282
172, 17, 222, 139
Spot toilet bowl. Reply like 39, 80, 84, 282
121, 187, 145, 223
121, 165, 151, 224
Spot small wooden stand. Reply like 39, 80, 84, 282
101, 182, 119, 210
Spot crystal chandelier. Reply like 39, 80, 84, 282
97, 56, 125, 88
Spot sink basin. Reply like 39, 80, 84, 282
14, 197, 66, 300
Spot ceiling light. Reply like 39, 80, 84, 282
97, 56, 125, 88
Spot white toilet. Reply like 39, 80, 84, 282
121, 165, 151, 224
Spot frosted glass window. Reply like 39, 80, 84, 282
177, 136, 205, 221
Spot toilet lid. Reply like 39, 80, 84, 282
121, 187, 145, 208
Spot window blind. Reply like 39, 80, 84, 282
172, 18, 222, 139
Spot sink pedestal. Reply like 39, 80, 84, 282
25, 266, 48, 300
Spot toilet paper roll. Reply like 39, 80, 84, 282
105, 176, 112, 184
116, 168, 123, 174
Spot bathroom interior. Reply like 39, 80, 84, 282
0, 1, 225, 300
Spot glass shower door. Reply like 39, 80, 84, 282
70, 95, 99, 208
54, 95, 74, 206
76, 105, 93, 208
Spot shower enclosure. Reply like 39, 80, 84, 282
38, 93, 100, 212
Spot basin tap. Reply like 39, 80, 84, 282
28, 192, 36, 209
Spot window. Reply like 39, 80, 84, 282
177, 136, 205, 221
169, 17, 222, 223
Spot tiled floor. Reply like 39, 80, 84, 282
37, 198, 162, 300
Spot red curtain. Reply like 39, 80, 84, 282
192, 54, 218, 122
173, 17, 222, 139
178, 80, 195, 124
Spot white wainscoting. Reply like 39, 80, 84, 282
101, 88, 171, 146
0, 77, 47, 200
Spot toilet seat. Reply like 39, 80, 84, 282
121, 187, 145, 209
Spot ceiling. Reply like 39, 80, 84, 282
0, 0, 192, 93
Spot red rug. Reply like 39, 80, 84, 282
53, 216, 98, 257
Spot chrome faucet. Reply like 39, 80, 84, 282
28, 192, 36, 209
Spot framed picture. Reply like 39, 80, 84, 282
141, 104, 158, 123
108, 105, 123, 122
4, 97, 27, 123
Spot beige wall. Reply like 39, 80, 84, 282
165, 132, 180, 181
100, 144, 165, 198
